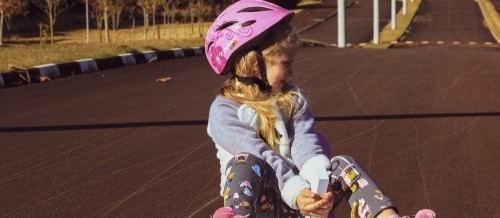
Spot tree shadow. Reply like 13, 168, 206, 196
1, 112, 499, 133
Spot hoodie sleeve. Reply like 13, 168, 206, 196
208, 96, 309, 209
289, 98, 331, 183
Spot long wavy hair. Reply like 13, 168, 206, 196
219, 22, 304, 152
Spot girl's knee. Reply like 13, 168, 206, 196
226, 152, 266, 178
228, 152, 264, 166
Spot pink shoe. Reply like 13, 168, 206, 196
393, 209, 437, 218
414, 209, 437, 218
212, 207, 248, 218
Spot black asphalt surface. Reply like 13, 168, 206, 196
1, 1, 500, 218
403, 0, 495, 42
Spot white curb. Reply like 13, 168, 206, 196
0, 73, 4, 87
34, 63, 60, 79
119, 53, 136, 66
76, 59, 98, 73
142, 51, 157, 62
192, 47, 204, 56
171, 48, 184, 58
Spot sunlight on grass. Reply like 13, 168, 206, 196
0, 23, 209, 73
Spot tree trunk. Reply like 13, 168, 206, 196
143, 8, 149, 40
104, 8, 110, 43
97, 19, 103, 43
190, 2, 194, 33
49, 9, 54, 44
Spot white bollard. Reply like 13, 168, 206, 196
391, 0, 397, 29
403, 0, 407, 15
338, 0, 346, 48
374, 0, 380, 44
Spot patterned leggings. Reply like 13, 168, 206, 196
222, 136, 397, 218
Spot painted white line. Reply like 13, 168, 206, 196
437, 41, 445, 45
359, 43, 367, 46
469, 41, 477, 45
452, 41, 460, 45
485, 42, 493, 45
421, 41, 429, 44
405, 41, 414, 44
187, 196, 220, 218
346, 43, 352, 47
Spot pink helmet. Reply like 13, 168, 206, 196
205, 0, 294, 75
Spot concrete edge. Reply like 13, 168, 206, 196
0, 46, 205, 89
476, 0, 500, 43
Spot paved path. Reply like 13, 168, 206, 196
1, 2, 500, 218
403, 0, 495, 42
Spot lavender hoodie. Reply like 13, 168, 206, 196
207, 95, 331, 209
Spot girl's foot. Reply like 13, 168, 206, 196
212, 207, 247, 218
414, 209, 437, 218
390, 209, 437, 218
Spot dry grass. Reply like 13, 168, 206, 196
476, 0, 500, 43
0, 22, 209, 73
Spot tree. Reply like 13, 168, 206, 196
160, 0, 180, 38
0, 0, 28, 45
32, 0, 74, 45
89, 0, 105, 42
108, 0, 128, 40
137, 0, 159, 40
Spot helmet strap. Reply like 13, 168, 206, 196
231, 48, 272, 93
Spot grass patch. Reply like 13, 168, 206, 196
0, 22, 208, 73
476, 0, 500, 43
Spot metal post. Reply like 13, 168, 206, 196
85, 0, 89, 44
338, 0, 345, 48
391, 0, 396, 29
403, 0, 407, 15
373, 0, 379, 44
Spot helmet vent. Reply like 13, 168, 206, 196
207, 41, 214, 50
238, 7, 272, 13
241, 20, 256, 27
216, 21, 238, 31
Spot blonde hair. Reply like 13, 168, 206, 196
219, 22, 303, 152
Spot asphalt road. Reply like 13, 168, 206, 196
403, 0, 495, 42
1, 2, 499, 218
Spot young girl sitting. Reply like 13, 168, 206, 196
205, 1, 437, 217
